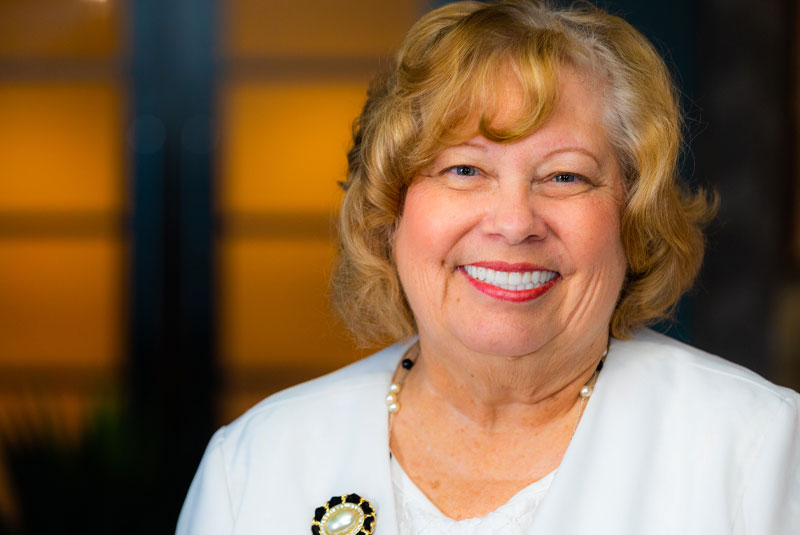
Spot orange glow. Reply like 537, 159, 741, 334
225, 0, 420, 57
0, 1, 118, 59
221, 81, 367, 214
0, 238, 122, 367
220, 237, 368, 369
0, 83, 123, 213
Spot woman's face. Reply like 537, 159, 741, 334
393, 67, 627, 358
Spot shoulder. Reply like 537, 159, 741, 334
581, 329, 800, 530
600, 328, 799, 466
609, 328, 798, 408
177, 340, 412, 534
612, 330, 800, 530
221, 339, 411, 452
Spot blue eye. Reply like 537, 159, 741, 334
552, 173, 581, 183
450, 165, 478, 177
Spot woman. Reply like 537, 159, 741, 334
177, 1, 800, 533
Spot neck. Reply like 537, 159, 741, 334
403, 332, 608, 431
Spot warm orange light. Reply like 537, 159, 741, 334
221, 81, 367, 214
220, 237, 367, 370
0, 238, 122, 367
225, 0, 421, 57
0, 1, 118, 58
0, 82, 123, 213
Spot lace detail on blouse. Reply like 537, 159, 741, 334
390, 456, 554, 535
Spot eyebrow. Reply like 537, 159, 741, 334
441, 141, 605, 169
449, 140, 489, 152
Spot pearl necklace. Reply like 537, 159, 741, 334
386, 344, 608, 418
386, 343, 419, 415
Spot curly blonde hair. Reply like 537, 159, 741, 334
331, 0, 716, 347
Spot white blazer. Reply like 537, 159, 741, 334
176, 330, 800, 534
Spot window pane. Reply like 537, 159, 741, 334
0, 82, 123, 213
0, 0, 120, 59
225, 0, 421, 58
220, 237, 367, 369
0, 238, 122, 367
221, 81, 365, 214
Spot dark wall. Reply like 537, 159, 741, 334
691, 0, 794, 379
609, 0, 794, 378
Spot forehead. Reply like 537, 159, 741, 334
460, 65, 613, 155
497, 62, 598, 114
537, 68, 611, 149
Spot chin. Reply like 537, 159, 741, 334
451, 325, 547, 359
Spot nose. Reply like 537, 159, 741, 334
481, 184, 547, 244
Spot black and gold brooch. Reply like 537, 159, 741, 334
311, 493, 376, 535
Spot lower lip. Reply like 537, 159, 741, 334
459, 268, 560, 302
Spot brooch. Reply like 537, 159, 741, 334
311, 493, 376, 535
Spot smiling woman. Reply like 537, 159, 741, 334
177, 1, 800, 534
394, 67, 626, 364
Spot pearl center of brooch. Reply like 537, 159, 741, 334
322, 503, 364, 535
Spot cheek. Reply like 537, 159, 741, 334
552, 198, 625, 273
395, 184, 468, 268
395, 197, 434, 271
394, 185, 477, 316
589, 206, 627, 286
393, 191, 444, 301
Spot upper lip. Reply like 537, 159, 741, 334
463, 261, 555, 273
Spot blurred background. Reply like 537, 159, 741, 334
0, 0, 797, 532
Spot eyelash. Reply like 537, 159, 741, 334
444, 165, 480, 177
551, 172, 584, 184
444, 166, 587, 185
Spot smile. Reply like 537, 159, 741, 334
462, 265, 558, 290
459, 263, 560, 303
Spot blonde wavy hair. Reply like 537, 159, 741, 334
331, 0, 716, 347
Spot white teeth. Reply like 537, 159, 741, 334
462, 266, 558, 291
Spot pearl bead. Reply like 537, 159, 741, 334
324, 504, 362, 535
387, 402, 399, 413
580, 385, 592, 398
385, 393, 397, 404
388, 383, 400, 394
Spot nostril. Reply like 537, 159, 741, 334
483, 201, 547, 244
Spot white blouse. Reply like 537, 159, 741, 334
391, 455, 554, 535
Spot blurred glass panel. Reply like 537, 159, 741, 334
220, 237, 368, 370
225, 0, 421, 58
221, 81, 366, 213
0, 238, 122, 366
0, 82, 122, 212
0, 0, 119, 59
